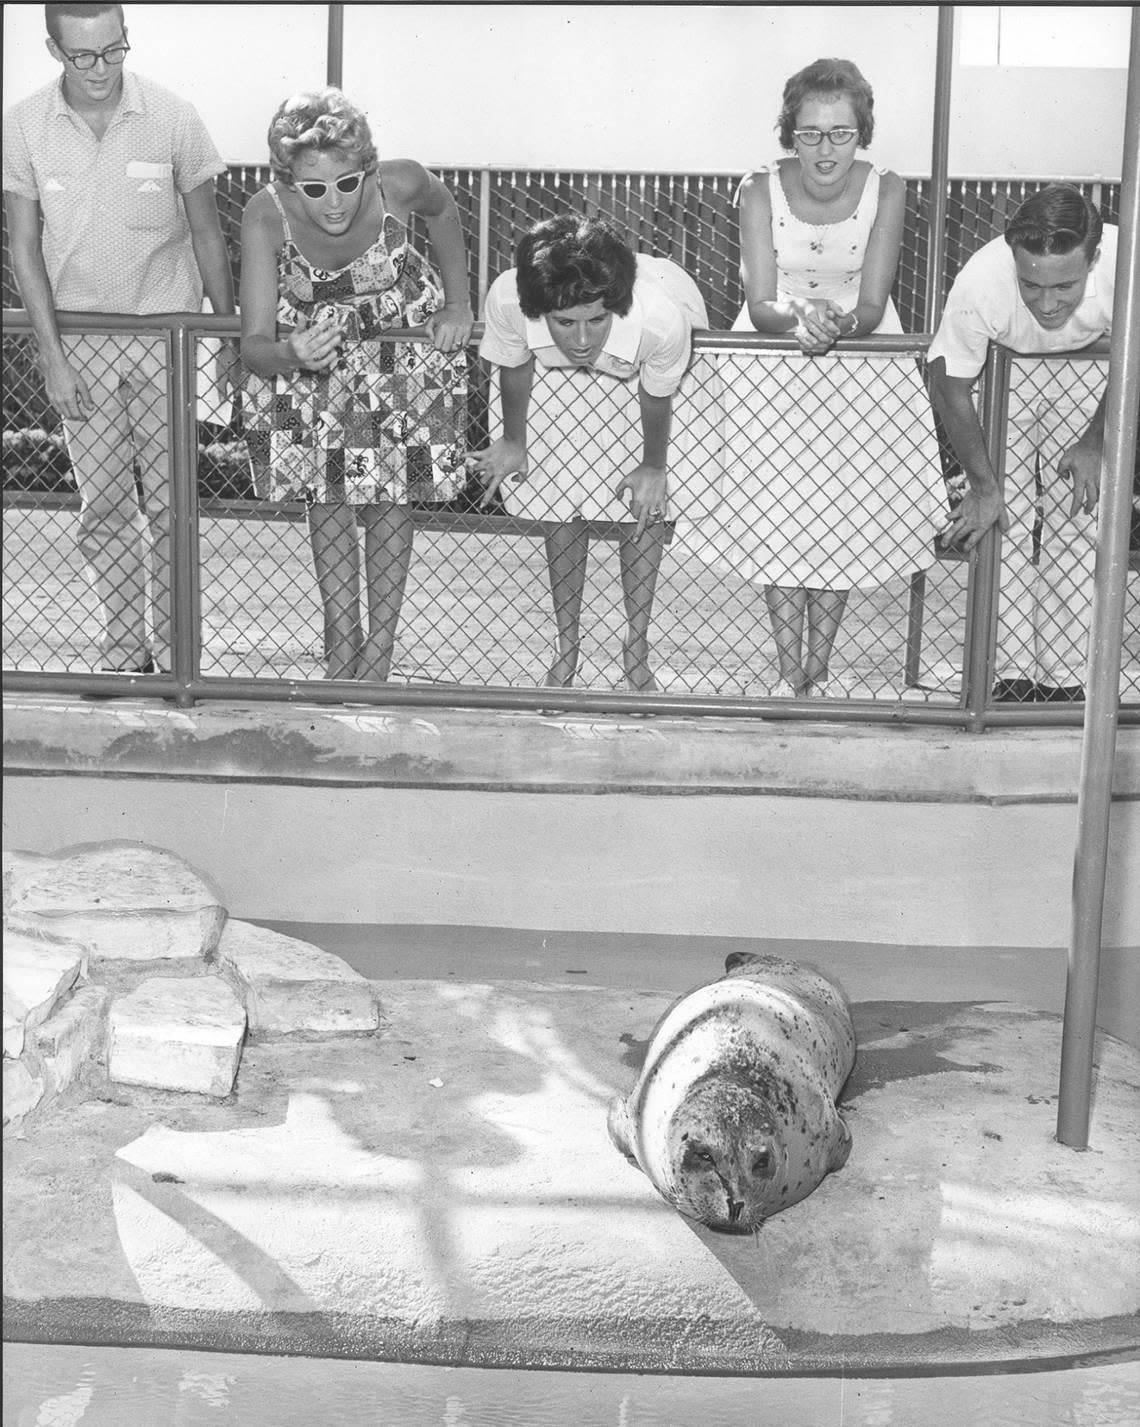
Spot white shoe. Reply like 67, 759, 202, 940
772, 679, 801, 698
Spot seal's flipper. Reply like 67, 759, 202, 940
724, 951, 764, 975
829, 1115, 853, 1172
607, 1095, 637, 1162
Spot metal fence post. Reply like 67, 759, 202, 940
1056, 9, 1140, 1150
477, 167, 492, 315
925, 5, 955, 332
959, 343, 1010, 731
327, 3, 344, 88
168, 322, 201, 708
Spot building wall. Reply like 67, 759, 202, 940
2, 5, 1128, 178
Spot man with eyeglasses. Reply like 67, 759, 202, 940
928, 184, 1118, 704
3, 3, 235, 675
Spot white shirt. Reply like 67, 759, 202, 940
927, 227, 1116, 380
480, 254, 705, 398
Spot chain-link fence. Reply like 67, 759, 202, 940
0, 168, 1124, 325
3, 316, 1137, 723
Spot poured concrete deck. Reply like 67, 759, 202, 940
4, 966, 1138, 1374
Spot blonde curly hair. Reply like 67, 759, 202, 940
267, 87, 377, 186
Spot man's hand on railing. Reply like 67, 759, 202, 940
467, 437, 528, 507
43, 354, 96, 423
1056, 439, 1102, 518
614, 462, 668, 538
938, 486, 1008, 552
425, 302, 475, 354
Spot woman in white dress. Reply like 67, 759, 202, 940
699, 59, 944, 696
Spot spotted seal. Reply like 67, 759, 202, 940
607, 952, 856, 1233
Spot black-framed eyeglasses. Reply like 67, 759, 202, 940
295, 171, 368, 200
59, 41, 130, 71
792, 127, 859, 147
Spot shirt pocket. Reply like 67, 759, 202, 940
39, 169, 83, 205
121, 160, 178, 231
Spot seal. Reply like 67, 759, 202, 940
607, 951, 856, 1233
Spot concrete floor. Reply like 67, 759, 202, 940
4, 934, 1137, 1381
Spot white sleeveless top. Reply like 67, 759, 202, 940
732, 161, 902, 334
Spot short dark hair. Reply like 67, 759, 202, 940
45, 4, 125, 45
776, 58, 874, 150
1004, 184, 1103, 263
515, 216, 638, 320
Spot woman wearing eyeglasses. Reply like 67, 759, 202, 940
695, 58, 943, 698
240, 88, 473, 682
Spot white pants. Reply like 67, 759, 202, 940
61, 333, 171, 670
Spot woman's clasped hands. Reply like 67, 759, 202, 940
787, 296, 844, 355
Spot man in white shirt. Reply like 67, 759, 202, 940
928, 184, 1116, 702
3, 3, 235, 674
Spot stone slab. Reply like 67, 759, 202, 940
108, 977, 246, 1098
3, 982, 1137, 1372
3, 920, 87, 1036
4, 842, 227, 964
217, 921, 379, 1036
29, 984, 110, 1098
2, 1058, 45, 1126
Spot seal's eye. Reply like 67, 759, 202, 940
752, 1150, 771, 1174
693, 1147, 715, 1164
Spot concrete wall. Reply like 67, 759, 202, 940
4, 697, 1138, 950
2, 6, 1127, 177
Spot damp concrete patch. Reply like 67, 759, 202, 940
3, 984, 1138, 1374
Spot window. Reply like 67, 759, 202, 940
959, 6, 1130, 68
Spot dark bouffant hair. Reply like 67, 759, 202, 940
777, 58, 874, 150
1005, 184, 1103, 262
45, 4, 124, 45
515, 216, 638, 319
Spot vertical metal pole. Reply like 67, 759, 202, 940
477, 167, 492, 315
1056, 9, 1140, 1150
924, 5, 955, 331
327, 3, 344, 89
960, 343, 1010, 731
168, 323, 201, 709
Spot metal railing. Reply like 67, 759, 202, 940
3, 313, 1136, 730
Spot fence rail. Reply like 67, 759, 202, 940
2, 311, 1136, 731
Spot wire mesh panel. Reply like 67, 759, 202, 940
4, 320, 1137, 721
997, 353, 1140, 700
2, 328, 173, 673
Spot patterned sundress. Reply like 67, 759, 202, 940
243, 179, 467, 506
693, 161, 944, 590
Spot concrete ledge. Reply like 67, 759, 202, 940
5, 695, 1138, 949
4, 694, 1139, 803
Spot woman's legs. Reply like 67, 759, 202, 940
543, 521, 591, 686
803, 589, 849, 691
764, 586, 809, 693
618, 523, 667, 692
308, 504, 362, 679
358, 502, 415, 682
